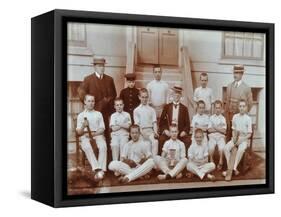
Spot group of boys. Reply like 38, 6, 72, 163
76, 59, 253, 184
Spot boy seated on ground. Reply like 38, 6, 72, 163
154, 124, 188, 181
108, 124, 155, 183
186, 128, 216, 181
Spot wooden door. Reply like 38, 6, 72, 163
159, 28, 179, 65
137, 27, 159, 64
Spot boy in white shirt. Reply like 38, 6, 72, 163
208, 100, 227, 170
110, 98, 132, 161
134, 88, 159, 156
76, 94, 107, 181
146, 65, 169, 118
191, 100, 210, 145
223, 99, 252, 177
154, 124, 188, 180
193, 72, 214, 114
186, 128, 216, 181
108, 125, 155, 183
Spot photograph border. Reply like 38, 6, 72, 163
32, 9, 274, 207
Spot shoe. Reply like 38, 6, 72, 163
217, 164, 223, 171
157, 174, 167, 181
114, 171, 121, 177
207, 174, 216, 182
175, 173, 183, 179
234, 170, 240, 176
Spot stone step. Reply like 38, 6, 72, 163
135, 80, 182, 88
135, 65, 181, 73
135, 71, 183, 81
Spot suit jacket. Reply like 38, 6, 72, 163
225, 81, 253, 113
119, 87, 140, 118
78, 73, 117, 113
159, 103, 190, 134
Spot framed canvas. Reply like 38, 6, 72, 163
31, 9, 274, 207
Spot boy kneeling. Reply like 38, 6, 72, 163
108, 124, 155, 183
154, 124, 188, 180
186, 128, 216, 181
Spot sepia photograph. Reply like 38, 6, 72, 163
66, 22, 266, 195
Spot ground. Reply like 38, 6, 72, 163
67, 151, 265, 195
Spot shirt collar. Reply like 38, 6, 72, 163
173, 101, 180, 105
234, 80, 242, 87
95, 71, 103, 79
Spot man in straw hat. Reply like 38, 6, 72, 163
225, 64, 253, 140
158, 84, 191, 154
78, 57, 117, 142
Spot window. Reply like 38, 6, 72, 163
222, 32, 264, 60
67, 23, 87, 47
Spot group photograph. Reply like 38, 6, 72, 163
66, 22, 266, 195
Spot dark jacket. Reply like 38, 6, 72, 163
119, 87, 140, 119
78, 73, 117, 113
159, 103, 190, 134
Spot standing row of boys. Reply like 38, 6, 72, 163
76, 58, 253, 183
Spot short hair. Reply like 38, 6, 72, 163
153, 64, 161, 71
194, 128, 204, 136
197, 100, 205, 107
239, 99, 247, 105
84, 94, 95, 101
169, 123, 178, 130
129, 124, 140, 132
114, 97, 123, 104
200, 72, 208, 80
214, 100, 223, 107
139, 88, 149, 96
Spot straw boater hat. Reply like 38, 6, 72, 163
92, 57, 106, 65
233, 64, 245, 74
171, 84, 183, 93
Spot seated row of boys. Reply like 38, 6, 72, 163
76, 85, 252, 183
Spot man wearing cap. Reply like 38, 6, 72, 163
78, 57, 117, 141
225, 65, 253, 140
158, 85, 191, 153
119, 73, 140, 123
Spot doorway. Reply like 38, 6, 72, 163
136, 27, 179, 66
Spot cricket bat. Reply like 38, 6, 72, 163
225, 131, 240, 181
84, 117, 98, 157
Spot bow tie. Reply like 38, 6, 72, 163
173, 104, 178, 109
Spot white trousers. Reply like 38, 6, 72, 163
224, 139, 247, 171
154, 155, 188, 177
186, 161, 215, 180
152, 105, 164, 119
141, 128, 159, 156
108, 159, 155, 182
208, 135, 225, 152
80, 135, 107, 171
110, 134, 129, 161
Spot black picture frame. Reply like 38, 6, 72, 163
31, 9, 274, 207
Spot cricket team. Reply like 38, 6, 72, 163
75, 57, 253, 184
